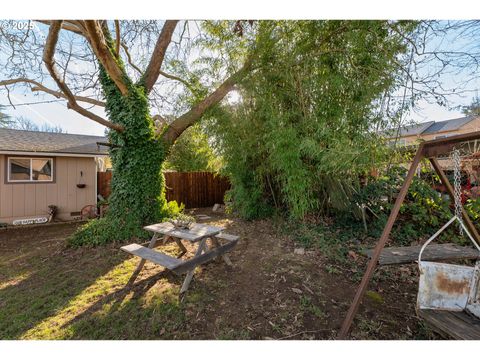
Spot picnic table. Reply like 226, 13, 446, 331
121, 222, 239, 295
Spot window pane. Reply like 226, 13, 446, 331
10, 159, 31, 180
32, 159, 52, 181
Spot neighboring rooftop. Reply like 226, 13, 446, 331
386, 121, 435, 138
384, 115, 478, 138
0, 128, 109, 155
422, 116, 476, 134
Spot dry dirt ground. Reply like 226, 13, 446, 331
0, 209, 438, 340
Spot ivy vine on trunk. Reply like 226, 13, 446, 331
70, 68, 170, 245
65, 21, 253, 245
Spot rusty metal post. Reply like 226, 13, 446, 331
430, 158, 480, 247
338, 145, 424, 339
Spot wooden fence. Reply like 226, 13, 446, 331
97, 171, 112, 199
97, 171, 230, 208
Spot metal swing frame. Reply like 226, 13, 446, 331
338, 130, 480, 339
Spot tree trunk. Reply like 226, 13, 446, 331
69, 67, 172, 246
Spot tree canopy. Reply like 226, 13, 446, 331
205, 21, 417, 219
1, 20, 480, 241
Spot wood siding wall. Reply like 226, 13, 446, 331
97, 171, 231, 209
0, 155, 97, 224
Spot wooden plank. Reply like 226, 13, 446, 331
76, 158, 88, 209
56, 157, 68, 213
211, 237, 233, 266
163, 172, 231, 209
24, 183, 36, 216
35, 183, 47, 216
215, 233, 240, 242
0, 157, 13, 219
45, 183, 57, 210
144, 222, 223, 242
418, 309, 480, 340
121, 243, 182, 270
173, 238, 238, 275
66, 158, 77, 212
180, 238, 208, 292
12, 184, 25, 217
363, 243, 480, 265
339, 146, 425, 338
97, 171, 112, 199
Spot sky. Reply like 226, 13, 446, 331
1, 20, 479, 136
4, 92, 108, 136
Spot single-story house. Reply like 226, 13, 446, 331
383, 115, 480, 184
384, 115, 480, 146
0, 128, 108, 225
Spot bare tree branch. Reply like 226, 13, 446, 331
0, 78, 105, 107
158, 70, 195, 92
142, 20, 178, 93
114, 20, 121, 56
83, 20, 129, 96
162, 56, 253, 144
36, 20, 86, 36
42, 20, 124, 132
121, 40, 191, 90
120, 42, 143, 75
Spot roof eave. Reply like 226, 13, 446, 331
0, 150, 108, 157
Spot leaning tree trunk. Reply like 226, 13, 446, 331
70, 67, 171, 246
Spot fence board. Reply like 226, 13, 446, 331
97, 171, 230, 209
97, 171, 112, 199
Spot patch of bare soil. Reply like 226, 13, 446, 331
0, 210, 437, 339
173, 208, 435, 339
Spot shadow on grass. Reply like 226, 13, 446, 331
0, 227, 130, 339
60, 270, 191, 339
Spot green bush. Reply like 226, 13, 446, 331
352, 166, 463, 246
465, 197, 480, 223
68, 200, 185, 247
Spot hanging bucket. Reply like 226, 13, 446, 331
417, 216, 480, 318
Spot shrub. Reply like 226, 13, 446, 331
352, 166, 463, 246
68, 200, 185, 247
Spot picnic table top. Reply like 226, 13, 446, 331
144, 222, 224, 242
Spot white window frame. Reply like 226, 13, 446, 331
7, 157, 54, 183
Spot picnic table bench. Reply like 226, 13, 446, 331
121, 222, 239, 295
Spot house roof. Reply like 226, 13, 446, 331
384, 116, 478, 139
422, 115, 476, 134
0, 128, 109, 156
382, 121, 434, 138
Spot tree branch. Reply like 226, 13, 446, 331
120, 42, 143, 75
121, 41, 191, 90
158, 70, 195, 92
42, 20, 124, 132
162, 57, 253, 144
114, 20, 121, 56
36, 20, 86, 36
0, 78, 106, 107
142, 20, 178, 93
83, 20, 129, 96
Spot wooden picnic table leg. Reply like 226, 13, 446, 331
174, 237, 187, 258
127, 233, 159, 286
180, 237, 208, 294
211, 237, 233, 266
